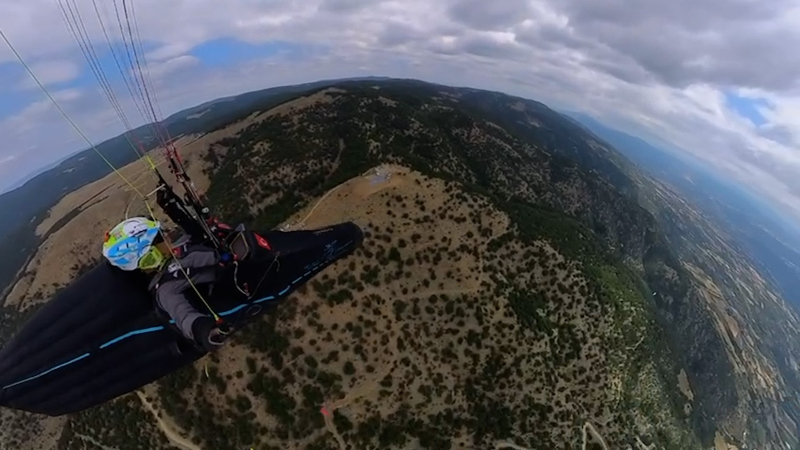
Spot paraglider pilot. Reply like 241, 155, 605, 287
101, 184, 232, 352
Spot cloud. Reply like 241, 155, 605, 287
0, 86, 86, 188
145, 55, 200, 79
1, 0, 800, 224
0, 153, 15, 165
17, 59, 80, 88
378, 21, 423, 48
1, 88, 82, 138
447, 0, 533, 31
145, 43, 193, 63
550, 0, 800, 91
319, 0, 377, 14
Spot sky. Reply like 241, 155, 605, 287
1, 0, 800, 225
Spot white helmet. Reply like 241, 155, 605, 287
102, 217, 164, 271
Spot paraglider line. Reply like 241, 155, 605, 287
92, 0, 152, 132
2, 353, 91, 390
0, 25, 146, 200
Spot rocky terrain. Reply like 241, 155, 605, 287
0, 79, 797, 449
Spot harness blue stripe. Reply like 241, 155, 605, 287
2, 353, 91, 390
99, 326, 165, 349
254, 295, 275, 304
219, 304, 247, 316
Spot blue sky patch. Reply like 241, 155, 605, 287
189, 38, 316, 67
0, 61, 41, 120
0, 89, 36, 121
725, 91, 770, 127
0, 38, 322, 121
0, 40, 162, 121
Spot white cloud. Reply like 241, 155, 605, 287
1, 88, 82, 141
0, 0, 799, 221
52, 87, 81, 102
145, 43, 193, 62
145, 55, 200, 80
17, 59, 80, 88
0, 153, 15, 165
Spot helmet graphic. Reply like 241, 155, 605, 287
102, 217, 163, 271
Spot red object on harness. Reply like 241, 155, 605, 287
208, 217, 234, 241
171, 240, 189, 259
207, 217, 232, 230
254, 233, 272, 250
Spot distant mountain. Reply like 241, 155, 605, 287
567, 112, 800, 309
1, 151, 81, 193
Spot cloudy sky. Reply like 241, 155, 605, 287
1, 0, 799, 223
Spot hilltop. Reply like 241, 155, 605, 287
0, 78, 797, 449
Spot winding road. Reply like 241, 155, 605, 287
75, 433, 119, 450
581, 422, 610, 450
322, 351, 398, 450
136, 391, 202, 450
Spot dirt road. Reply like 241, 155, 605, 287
136, 391, 202, 450
582, 422, 609, 450
323, 351, 398, 449
75, 433, 119, 450
495, 442, 534, 450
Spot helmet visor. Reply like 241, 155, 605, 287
138, 246, 165, 271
